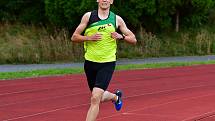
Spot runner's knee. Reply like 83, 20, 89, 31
91, 93, 102, 105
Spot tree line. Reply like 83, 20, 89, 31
0, 0, 215, 64
0, 0, 215, 33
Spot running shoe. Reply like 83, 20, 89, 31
113, 90, 123, 111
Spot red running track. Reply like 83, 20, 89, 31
1, 64, 215, 121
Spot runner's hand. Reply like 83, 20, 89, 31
87, 33, 102, 41
111, 32, 123, 40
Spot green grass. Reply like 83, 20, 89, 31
0, 60, 215, 80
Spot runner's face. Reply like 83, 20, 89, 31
97, 0, 113, 10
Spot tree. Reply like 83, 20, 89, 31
0, 0, 46, 24
45, 0, 98, 29
167, 0, 214, 32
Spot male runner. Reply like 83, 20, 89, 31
71, 0, 137, 121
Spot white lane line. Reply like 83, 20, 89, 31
97, 93, 215, 120
2, 103, 89, 121
0, 85, 80, 96
0, 92, 88, 107
3, 84, 215, 121
124, 84, 215, 99
181, 111, 215, 121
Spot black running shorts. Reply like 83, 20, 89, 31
84, 60, 116, 91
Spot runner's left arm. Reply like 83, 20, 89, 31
111, 16, 137, 44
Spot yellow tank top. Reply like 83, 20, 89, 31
84, 11, 117, 63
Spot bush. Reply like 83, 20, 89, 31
0, 23, 84, 64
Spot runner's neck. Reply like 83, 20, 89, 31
98, 8, 110, 20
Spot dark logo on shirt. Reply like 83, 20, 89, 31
98, 24, 112, 32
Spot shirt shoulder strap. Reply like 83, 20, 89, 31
88, 10, 100, 26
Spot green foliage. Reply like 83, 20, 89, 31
45, 0, 97, 28
1, 0, 215, 64
0, 23, 84, 64
0, 22, 215, 64
208, 1, 215, 25
79, 0, 98, 13
0, 0, 214, 31
0, 0, 46, 24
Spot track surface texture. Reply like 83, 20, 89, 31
1, 64, 215, 121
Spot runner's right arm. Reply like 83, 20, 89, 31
71, 12, 102, 42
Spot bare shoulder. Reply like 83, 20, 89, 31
73, 12, 91, 35
116, 15, 126, 28
84, 12, 91, 18
81, 12, 91, 23
116, 15, 123, 21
